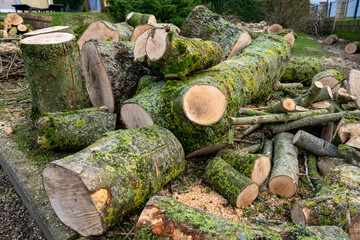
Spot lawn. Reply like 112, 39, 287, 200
292, 33, 330, 59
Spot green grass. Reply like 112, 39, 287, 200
292, 33, 330, 59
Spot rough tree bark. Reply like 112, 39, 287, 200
281, 59, 323, 85
338, 144, 360, 166
307, 154, 323, 191
42, 125, 185, 237
81, 39, 149, 114
37, 108, 116, 150
20, 33, 90, 116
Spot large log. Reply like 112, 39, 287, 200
269, 132, 298, 198
203, 157, 258, 208
77, 21, 133, 49
181, 5, 251, 58
312, 69, 343, 94
42, 125, 185, 237
216, 149, 271, 185
281, 58, 323, 85
338, 144, 360, 166
345, 41, 360, 54
37, 108, 116, 150
81, 39, 149, 114
145, 26, 222, 78
20, 33, 90, 116
136, 196, 350, 239
125, 12, 156, 27
291, 165, 360, 239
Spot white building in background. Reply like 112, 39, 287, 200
0, 0, 53, 12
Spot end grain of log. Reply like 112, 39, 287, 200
338, 122, 360, 150
267, 98, 296, 113
317, 157, 347, 176
345, 41, 360, 54
268, 24, 284, 33
4, 13, 23, 26
312, 69, 343, 94
324, 34, 338, 45
23, 26, 70, 37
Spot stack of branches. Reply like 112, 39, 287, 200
0, 43, 25, 81
1, 13, 32, 39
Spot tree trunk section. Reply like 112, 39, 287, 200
42, 125, 185, 237
349, 69, 360, 109
269, 132, 298, 198
125, 12, 156, 27
239, 108, 268, 116
145, 26, 222, 78
291, 165, 360, 240
37, 108, 116, 150
324, 34, 338, 45
312, 69, 343, 94
274, 82, 303, 90
204, 157, 258, 208
180, 5, 249, 59
81, 39, 149, 114
317, 157, 347, 176
345, 41, 360, 54
131, 23, 180, 42
216, 150, 271, 185
4, 13, 23, 25
281, 59, 323, 85
338, 144, 360, 167
20, 33, 90, 116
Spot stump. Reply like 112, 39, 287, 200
42, 125, 185, 237
20, 33, 90, 115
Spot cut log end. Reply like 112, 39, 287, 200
183, 84, 227, 126
147, 15, 157, 24
236, 183, 258, 208
145, 27, 171, 61
284, 33, 295, 46
23, 26, 69, 36
131, 24, 153, 42
269, 176, 297, 198
43, 164, 104, 237
17, 24, 27, 32
134, 29, 152, 60
4, 13, 23, 26
81, 41, 115, 112
20, 32, 75, 45
345, 43, 357, 54
229, 32, 252, 57
120, 103, 154, 129
291, 202, 306, 224
252, 155, 271, 185
283, 98, 296, 111
324, 38, 333, 45
292, 130, 302, 144
268, 24, 284, 33
339, 123, 360, 149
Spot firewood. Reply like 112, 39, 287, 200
268, 24, 284, 33
312, 69, 343, 94
204, 157, 258, 208
349, 69, 360, 109
281, 59, 323, 85
293, 130, 341, 158
317, 156, 347, 176
238, 144, 262, 154
131, 23, 180, 42
217, 150, 271, 185
37, 108, 116, 150
77, 21, 133, 49
81, 39, 149, 114
181, 5, 250, 58
20, 33, 90, 115
269, 132, 298, 198
125, 12, 156, 27
314, 86, 333, 102
338, 122, 360, 150
42, 125, 185, 237
136, 196, 351, 239
16, 24, 27, 32
273, 82, 303, 90
23, 26, 69, 37
307, 154, 322, 191
294, 81, 323, 107
334, 87, 357, 104
4, 13, 23, 26
345, 41, 360, 54
291, 165, 360, 239
324, 34, 338, 45
145, 26, 222, 78
259, 140, 273, 195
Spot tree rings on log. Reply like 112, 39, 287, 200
77, 21, 133, 49
338, 123, 360, 150
284, 32, 295, 46
4, 13, 23, 26
345, 41, 360, 54
268, 24, 284, 33
312, 69, 343, 94
324, 34, 338, 45
131, 23, 180, 42
23, 26, 70, 37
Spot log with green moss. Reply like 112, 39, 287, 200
122, 33, 291, 157
204, 157, 258, 208
42, 125, 185, 237
324, 34, 339, 45
312, 69, 344, 94
181, 5, 251, 58
20, 33, 90, 116
269, 132, 299, 198
292, 165, 360, 239
308, 154, 323, 191
37, 108, 116, 150
338, 144, 360, 167
273, 82, 303, 90
77, 20, 133, 49
216, 150, 271, 185
145, 26, 223, 78
136, 196, 351, 239
281, 58, 324, 85
81, 39, 149, 114
345, 41, 360, 54
317, 157, 348, 176
125, 12, 156, 27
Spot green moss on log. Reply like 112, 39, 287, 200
308, 154, 323, 191
125, 12, 156, 27
281, 58, 324, 85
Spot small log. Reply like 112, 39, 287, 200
42, 125, 185, 237
281, 59, 323, 85
16, 24, 27, 32
81, 39, 149, 114
236, 123, 262, 139
314, 86, 333, 102
23, 26, 69, 37
317, 157, 347, 176
181, 5, 249, 58
307, 154, 323, 191
284, 32, 295, 46
334, 88, 357, 104
4, 13, 23, 26
295, 81, 323, 107
291, 165, 360, 239
259, 140, 273, 195
145, 26, 222, 78
239, 108, 268, 116
231, 109, 328, 125
312, 100, 333, 110
312, 69, 343, 94
77, 21, 133, 49
238, 144, 262, 154
135, 196, 350, 239
217, 150, 271, 185
345, 41, 360, 54
338, 144, 360, 166
125, 12, 156, 27
8, 26, 17, 36
37, 108, 116, 150
268, 24, 284, 33
266, 98, 296, 113
338, 122, 360, 150
204, 157, 258, 208
269, 132, 298, 198
324, 34, 338, 45
349, 69, 360, 109
20, 33, 90, 115
293, 130, 341, 158
131, 23, 180, 42
273, 82, 303, 90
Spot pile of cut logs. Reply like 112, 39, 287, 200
16, 4, 360, 239
1, 13, 32, 38
324, 34, 360, 54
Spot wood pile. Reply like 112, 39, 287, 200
13, 4, 358, 239
1, 13, 32, 38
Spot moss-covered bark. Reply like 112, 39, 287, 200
125, 12, 156, 27
324, 34, 338, 45
37, 108, 116, 150
338, 144, 360, 167
281, 58, 323, 85
308, 154, 323, 191
292, 165, 360, 239
136, 196, 351, 239
20, 33, 90, 116
42, 125, 185, 237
